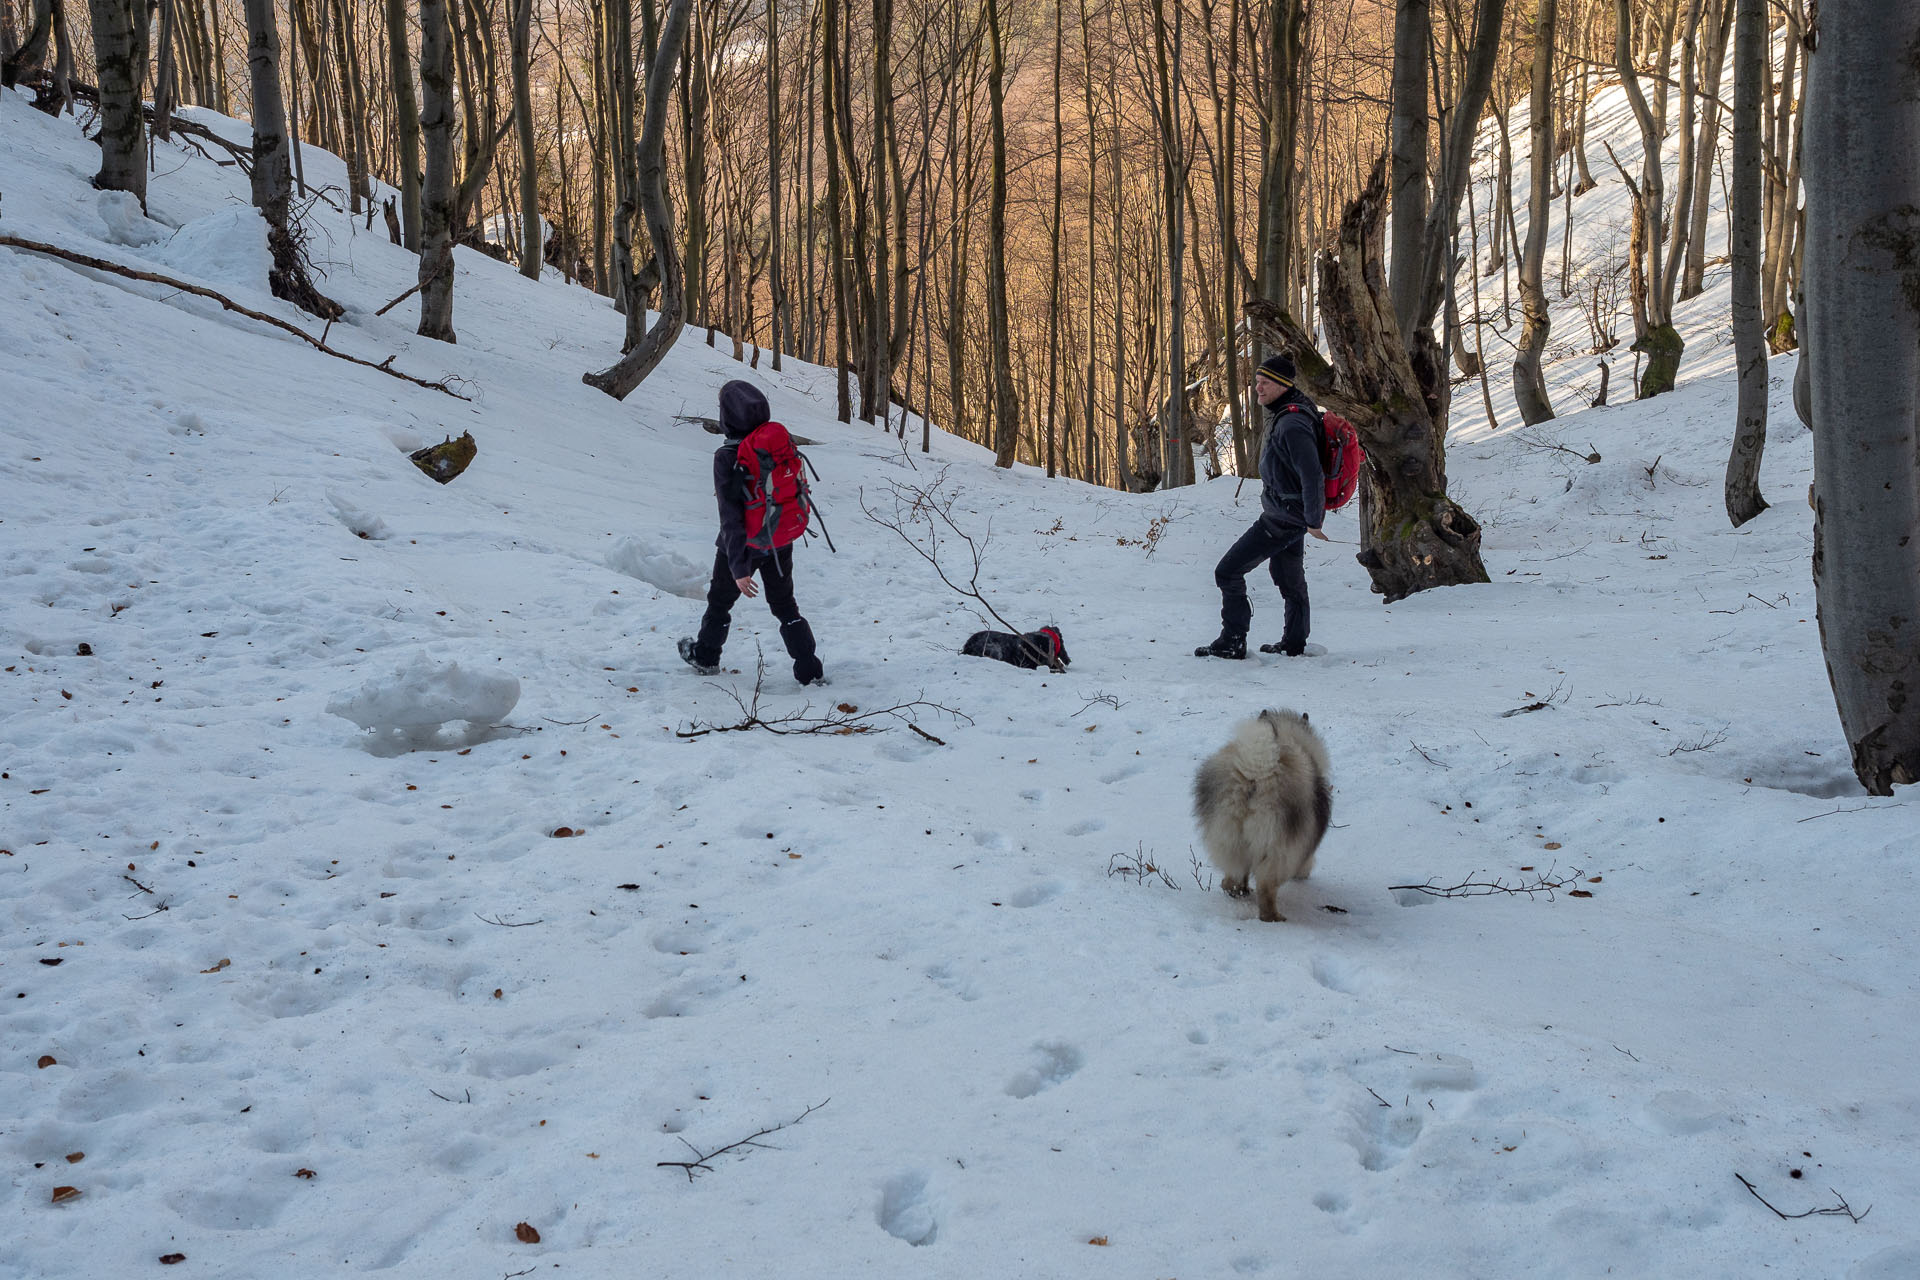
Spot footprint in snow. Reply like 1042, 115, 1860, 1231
877, 1171, 940, 1246
1005, 1041, 1085, 1098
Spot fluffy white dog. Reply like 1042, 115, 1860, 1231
1192, 709, 1332, 922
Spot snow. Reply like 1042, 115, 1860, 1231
4, 76, 1917, 1280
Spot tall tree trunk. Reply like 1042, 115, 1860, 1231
822, 0, 852, 420
510, 0, 540, 278
244, 0, 340, 318
1388, 0, 1430, 341
1045, 0, 1062, 478
766, 0, 784, 369
385, 0, 421, 249
1681, 0, 1730, 299
1256, 0, 1306, 316
417, 0, 458, 341
985, 0, 1018, 467
1513, 0, 1557, 424
85, 0, 148, 206
1723, 0, 1767, 527
2, 0, 51, 89
1248, 160, 1489, 603
584, 0, 695, 397
1805, 0, 1920, 794
1616, 0, 1683, 395
1150, 0, 1189, 487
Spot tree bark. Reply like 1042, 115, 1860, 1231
3, 0, 51, 88
85, 0, 149, 206
1615, 0, 1683, 395
985, 0, 1019, 467
583, 0, 695, 397
1388, 0, 1430, 342
1513, 0, 1557, 424
1724, 0, 1767, 527
510, 0, 541, 278
243, 0, 341, 318
1247, 159, 1490, 603
1804, 0, 1920, 794
382, 0, 419, 250
417, 0, 458, 341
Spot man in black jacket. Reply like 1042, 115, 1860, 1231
678, 380, 826, 685
1196, 353, 1329, 660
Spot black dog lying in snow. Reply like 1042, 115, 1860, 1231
961, 626, 1070, 672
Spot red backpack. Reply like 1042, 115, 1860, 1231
736, 421, 816, 552
1317, 411, 1364, 512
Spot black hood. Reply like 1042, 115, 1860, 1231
720, 380, 771, 438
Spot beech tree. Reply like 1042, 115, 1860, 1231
1512, 0, 1556, 425
584, 0, 696, 396
1722, 0, 1765, 526
1804, 1, 1920, 794
243, 0, 341, 318
84, 0, 148, 205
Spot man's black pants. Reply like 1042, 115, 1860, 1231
1214, 517, 1309, 654
692, 545, 822, 682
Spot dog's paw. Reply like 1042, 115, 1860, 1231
1221, 878, 1250, 899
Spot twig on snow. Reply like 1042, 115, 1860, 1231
1389, 865, 1586, 900
657, 1100, 829, 1182
475, 913, 544, 927
1796, 802, 1908, 824
1734, 1173, 1870, 1223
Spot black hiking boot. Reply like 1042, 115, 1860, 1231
1258, 641, 1304, 657
1194, 634, 1247, 660
677, 636, 720, 675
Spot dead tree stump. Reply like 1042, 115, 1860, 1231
411, 431, 476, 483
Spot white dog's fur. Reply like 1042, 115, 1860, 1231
1192, 709, 1332, 922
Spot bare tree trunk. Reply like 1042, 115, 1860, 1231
823, 0, 853, 421
1388, 0, 1430, 341
1724, 0, 1767, 527
584, 0, 695, 397
1681, 0, 1731, 298
1616, 0, 1683, 395
85, 0, 148, 206
417, 0, 458, 341
510, 0, 540, 278
1256, 0, 1306, 315
244, 0, 340, 318
2, 0, 51, 88
383, 0, 419, 249
1150, 0, 1189, 487
1513, 0, 1557, 424
1248, 160, 1489, 603
1805, 0, 1920, 794
985, 0, 1018, 467
766, 0, 784, 370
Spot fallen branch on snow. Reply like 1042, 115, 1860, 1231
657, 1100, 829, 1182
0, 235, 469, 400
1735, 1173, 1870, 1223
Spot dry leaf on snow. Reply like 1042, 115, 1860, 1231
514, 1222, 541, 1244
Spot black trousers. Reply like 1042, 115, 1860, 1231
1214, 516, 1309, 653
692, 545, 823, 682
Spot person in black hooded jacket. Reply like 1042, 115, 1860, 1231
1196, 353, 1329, 660
677, 380, 827, 685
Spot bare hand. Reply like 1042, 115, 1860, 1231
1309, 527, 1330, 541
735, 575, 759, 598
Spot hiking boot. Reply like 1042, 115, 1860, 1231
677, 636, 720, 675
1258, 641, 1304, 657
1194, 634, 1247, 660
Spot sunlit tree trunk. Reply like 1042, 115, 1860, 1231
1724, 0, 1767, 527
1805, 0, 1920, 794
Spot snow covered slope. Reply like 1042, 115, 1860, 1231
3, 88, 1916, 1280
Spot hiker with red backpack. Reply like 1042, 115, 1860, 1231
678, 380, 828, 686
1196, 353, 1358, 660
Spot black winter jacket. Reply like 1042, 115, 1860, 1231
713, 381, 771, 579
1258, 388, 1326, 531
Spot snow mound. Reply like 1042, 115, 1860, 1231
328, 487, 391, 540
606, 536, 708, 598
151, 205, 273, 292
97, 190, 166, 246
326, 653, 521, 732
